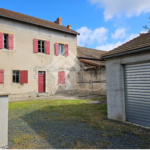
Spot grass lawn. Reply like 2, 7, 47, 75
9, 99, 150, 149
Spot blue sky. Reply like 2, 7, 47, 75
1, 0, 150, 51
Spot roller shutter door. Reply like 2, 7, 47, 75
124, 62, 150, 127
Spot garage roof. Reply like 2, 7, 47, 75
0, 8, 79, 35
102, 32, 150, 58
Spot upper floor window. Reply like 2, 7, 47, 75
38, 40, 45, 53
55, 43, 68, 56
34, 38, 50, 54
0, 32, 14, 50
59, 44, 64, 55
4, 34, 8, 49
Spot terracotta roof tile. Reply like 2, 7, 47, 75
77, 46, 107, 59
102, 32, 150, 57
79, 59, 105, 66
0, 8, 79, 35
77, 46, 106, 66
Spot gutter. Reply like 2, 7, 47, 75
0, 14, 80, 35
102, 46, 150, 59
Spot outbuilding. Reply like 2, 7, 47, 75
102, 32, 150, 127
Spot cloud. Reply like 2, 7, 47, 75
89, 0, 150, 20
77, 26, 108, 46
111, 28, 126, 39
96, 33, 139, 51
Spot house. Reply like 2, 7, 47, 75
76, 46, 107, 95
0, 8, 80, 100
102, 32, 150, 127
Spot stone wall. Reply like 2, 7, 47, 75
76, 68, 106, 95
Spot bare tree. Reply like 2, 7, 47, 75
143, 17, 150, 32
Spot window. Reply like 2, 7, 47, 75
59, 44, 64, 55
13, 70, 28, 84
13, 70, 20, 83
4, 34, 8, 49
38, 40, 45, 53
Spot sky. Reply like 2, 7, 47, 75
1, 0, 150, 51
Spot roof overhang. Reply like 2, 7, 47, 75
102, 46, 150, 59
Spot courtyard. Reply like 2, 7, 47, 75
8, 98, 150, 149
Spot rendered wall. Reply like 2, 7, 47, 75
106, 51, 150, 122
0, 17, 80, 98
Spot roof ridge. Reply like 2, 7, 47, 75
0, 7, 79, 35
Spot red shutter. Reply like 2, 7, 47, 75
55, 42, 58, 56
0, 70, 4, 84
34, 39, 38, 53
58, 71, 65, 84
46, 41, 50, 54
21, 70, 28, 84
61, 71, 65, 84
58, 72, 61, 84
0, 33, 3, 49
65, 44, 68, 56
8, 34, 14, 50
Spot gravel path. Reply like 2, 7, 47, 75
8, 110, 150, 149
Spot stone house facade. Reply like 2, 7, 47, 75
0, 8, 80, 99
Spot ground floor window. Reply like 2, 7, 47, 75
13, 70, 20, 83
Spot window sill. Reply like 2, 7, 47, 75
37, 53, 47, 55
0, 49, 15, 51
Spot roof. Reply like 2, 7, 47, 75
79, 59, 105, 67
77, 46, 106, 59
77, 46, 106, 66
102, 32, 150, 58
0, 8, 79, 35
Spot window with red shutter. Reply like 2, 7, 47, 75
20, 70, 28, 84
0, 70, 4, 84
8, 34, 14, 50
0, 32, 3, 49
46, 41, 50, 54
65, 44, 68, 56
58, 71, 65, 84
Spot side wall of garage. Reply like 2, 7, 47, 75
106, 50, 150, 122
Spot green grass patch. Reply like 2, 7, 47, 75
9, 99, 150, 149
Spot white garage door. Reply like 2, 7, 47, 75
124, 62, 150, 127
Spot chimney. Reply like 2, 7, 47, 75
54, 17, 62, 25
67, 25, 72, 29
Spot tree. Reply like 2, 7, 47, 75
143, 17, 150, 32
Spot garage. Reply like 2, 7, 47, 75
124, 62, 150, 127
102, 32, 150, 127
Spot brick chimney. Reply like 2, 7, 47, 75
67, 25, 72, 29
54, 17, 62, 25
